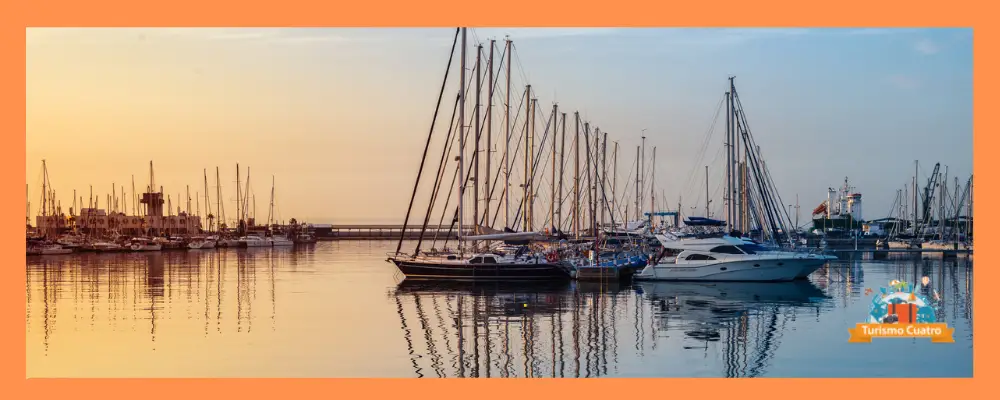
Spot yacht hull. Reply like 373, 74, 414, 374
39, 248, 73, 255
634, 258, 817, 282
188, 241, 217, 249
392, 259, 572, 281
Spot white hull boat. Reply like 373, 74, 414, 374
269, 237, 294, 247
920, 240, 971, 252
188, 240, 217, 249
240, 236, 271, 247
635, 235, 835, 282
130, 238, 163, 252
89, 242, 124, 252
31, 244, 73, 255
216, 239, 240, 248
130, 243, 163, 251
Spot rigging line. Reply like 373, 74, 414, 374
415, 93, 461, 253
431, 48, 516, 245
549, 123, 620, 237
682, 94, 726, 197
483, 88, 531, 228
736, 99, 792, 234
510, 105, 555, 230
510, 43, 532, 91
733, 95, 783, 239
432, 77, 484, 249
690, 144, 726, 211
442, 68, 530, 246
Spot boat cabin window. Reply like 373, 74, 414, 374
446, 255, 458, 260
469, 257, 484, 264
685, 254, 717, 261
481, 257, 498, 264
709, 245, 745, 255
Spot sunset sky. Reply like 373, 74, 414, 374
26, 28, 972, 226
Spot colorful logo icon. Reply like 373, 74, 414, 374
848, 277, 954, 343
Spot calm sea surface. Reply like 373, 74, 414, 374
26, 241, 973, 378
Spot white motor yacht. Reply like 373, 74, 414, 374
129, 238, 163, 252
188, 236, 218, 249
239, 235, 271, 247
30, 243, 73, 255
269, 236, 294, 247
634, 235, 836, 282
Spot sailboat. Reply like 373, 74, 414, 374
387, 28, 571, 281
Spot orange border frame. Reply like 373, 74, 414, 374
9, 0, 991, 396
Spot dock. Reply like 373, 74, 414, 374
312, 224, 470, 240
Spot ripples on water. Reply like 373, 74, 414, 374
26, 241, 973, 378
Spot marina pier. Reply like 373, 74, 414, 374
311, 224, 469, 240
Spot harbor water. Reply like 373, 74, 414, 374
26, 241, 973, 378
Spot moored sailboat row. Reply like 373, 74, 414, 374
386, 28, 836, 283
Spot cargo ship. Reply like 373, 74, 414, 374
811, 177, 864, 233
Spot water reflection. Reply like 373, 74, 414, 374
25, 248, 293, 355
26, 242, 972, 377
388, 255, 972, 378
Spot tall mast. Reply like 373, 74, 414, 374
41, 160, 47, 217
591, 125, 598, 235
557, 112, 567, 231
641, 135, 646, 217
269, 176, 275, 227
529, 96, 537, 231
725, 89, 732, 230
573, 111, 580, 238
244, 167, 252, 223
600, 132, 608, 227
204, 169, 210, 230
967, 175, 973, 240
705, 166, 710, 218
485, 39, 494, 231
522, 85, 531, 232
216, 167, 223, 231
612, 141, 618, 226
186, 185, 191, 215
457, 27, 467, 249
237, 164, 242, 231
634, 146, 640, 221
503, 37, 512, 229
741, 156, 747, 229
583, 122, 591, 234
913, 161, 918, 234
131, 176, 136, 215
795, 193, 800, 231
473, 43, 482, 236
550, 103, 558, 230
651, 147, 656, 221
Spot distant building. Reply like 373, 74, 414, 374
74, 208, 201, 236
33, 188, 202, 236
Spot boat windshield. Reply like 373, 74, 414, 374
736, 244, 769, 254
